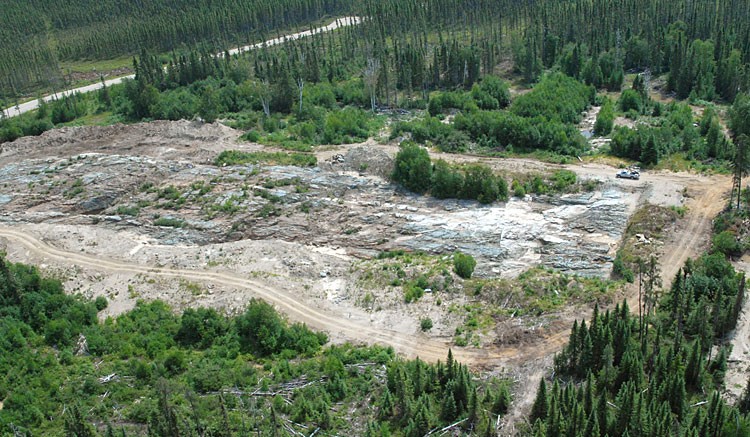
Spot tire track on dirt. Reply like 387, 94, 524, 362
0, 226, 545, 366
658, 179, 728, 289
0, 168, 730, 434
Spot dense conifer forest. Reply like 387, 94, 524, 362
3, 0, 750, 103
529, 253, 750, 436
0, 0, 353, 99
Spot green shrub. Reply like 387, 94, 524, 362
420, 318, 433, 331
241, 130, 261, 142
479, 75, 511, 108
619, 89, 643, 113
713, 231, 742, 257
94, 296, 108, 311
594, 98, 614, 136
390, 117, 468, 153
511, 73, 593, 124
454, 109, 587, 156
428, 91, 471, 116
163, 349, 186, 375
612, 252, 634, 282
462, 164, 508, 203
153, 217, 185, 228
404, 283, 425, 303
215, 150, 317, 167
392, 141, 433, 193
453, 252, 477, 279
551, 170, 577, 191
323, 107, 371, 144
431, 160, 465, 199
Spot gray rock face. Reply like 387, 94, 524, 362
77, 194, 118, 214
396, 188, 634, 278
0, 121, 640, 280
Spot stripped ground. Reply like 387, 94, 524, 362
0, 121, 733, 434
0, 225, 553, 366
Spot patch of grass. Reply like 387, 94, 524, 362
298, 201, 312, 213
59, 56, 132, 74
613, 203, 681, 281
470, 267, 621, 317
190, 180, 212, 196
273, 139, 314, 152
354, 251, 454, 300
215, 150, 317, 167
158, 185, 182, 200
582, 154, 632, 167
254, 188, 282, 203
64, 186, 85, 198
256, 204, 280, 218
653, 153, 691, 173
156, 185, 187, 209
179, 279, 204, 296
669, 205, 688, 217
59, 111, 118, 127
474, 148, 572, 165
376, 250, 407, 259
262, 177, 303, 189
64, 178, 85, 198
653, 152, 731, 174
508, 168, 597, 197
127, 284, 139, 298
220, 197, 243, 213
153, 217, 186, 228
115, 205, 140, 216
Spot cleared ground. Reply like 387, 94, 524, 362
0, 120, 732, 431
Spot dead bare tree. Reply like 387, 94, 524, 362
364, 57, 380, 113
296, 77, 304, 113
254, 80, 271, 117
297, 54, 305, 113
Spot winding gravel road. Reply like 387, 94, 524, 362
0, 225, 532, 366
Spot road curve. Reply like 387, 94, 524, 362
0, 225, 544, 366
2, 16, 361, 119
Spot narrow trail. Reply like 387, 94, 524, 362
2, 17, 361, 118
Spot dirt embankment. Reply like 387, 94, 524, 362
0, 120, 733, 433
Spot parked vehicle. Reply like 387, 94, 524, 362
616, 170, 640, 180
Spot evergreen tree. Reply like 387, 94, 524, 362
64, 404, 97, 437
530, 378, 549, 423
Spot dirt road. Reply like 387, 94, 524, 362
1, 17, 361, 118
0, 133, 732, 433
0, 224, 544, 367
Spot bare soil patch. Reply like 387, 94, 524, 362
0, 120, 732, 430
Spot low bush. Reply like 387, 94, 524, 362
215, 150, 317, 167
420, 318, 434, 331
453, 252, 477, 279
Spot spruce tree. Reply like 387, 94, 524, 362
530, 378, 549, 423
